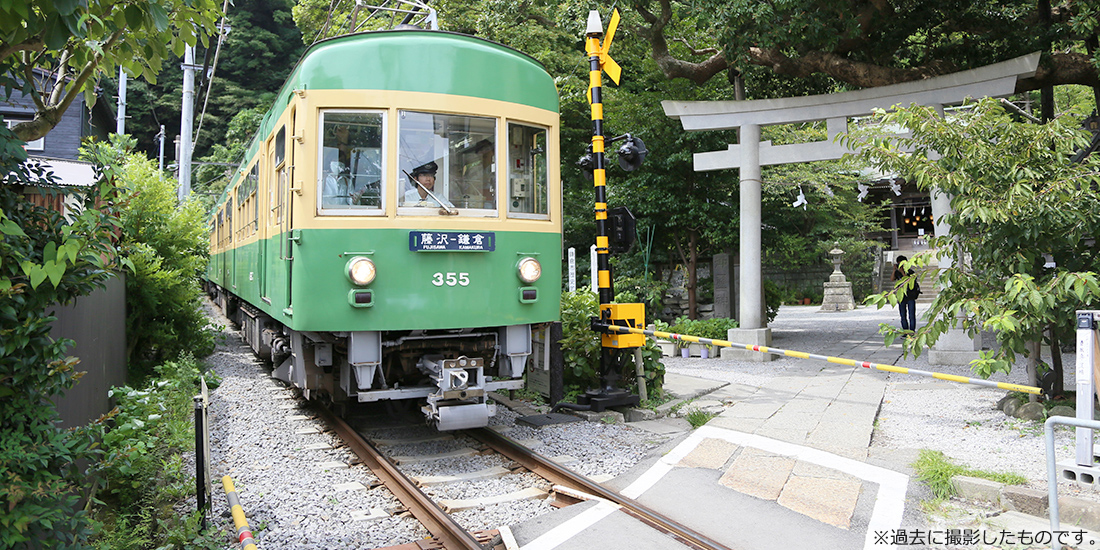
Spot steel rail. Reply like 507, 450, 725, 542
600, 323, 1043, 395
467, 427, 734, 550
315, 407, 486, 550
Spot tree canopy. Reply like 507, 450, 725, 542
0, 0, 223, 142
851, 98, 1100, 383
630, 0, 1100, 95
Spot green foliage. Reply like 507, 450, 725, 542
558, 290, 665, 397
643, 0, 1098, 93
684, 407, 716, 429
81, 137, 216, 380
93, 355, 224, 549
762, 279, 783, 323
612, 275, 670, 325
911, 449, 1026, 500
0, 0, 224, 142
669, 317, 739, 349
0, 125, 125, 547
850, 99, 1100, 377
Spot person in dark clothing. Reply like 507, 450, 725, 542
893, 255, 921, 332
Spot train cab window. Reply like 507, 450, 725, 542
507, 124, 549, 219
397, 110, 496, 215
319, 111, 385, 214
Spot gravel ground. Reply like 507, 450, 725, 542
662, 303, 1095, 503
200, 300, 675, 548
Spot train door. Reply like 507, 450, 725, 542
286, 110, 296, 310
256, 163, 268, 302
270, 126, 292, 312
221, 207, 230, 285
230, 191, 237, 290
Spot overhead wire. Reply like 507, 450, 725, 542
193, 0, 232, 154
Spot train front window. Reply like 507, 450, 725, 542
398, 111, 496, 215
319, 111, 385, 214
507, 124, 548, 218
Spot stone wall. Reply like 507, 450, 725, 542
656, 260, 834, 320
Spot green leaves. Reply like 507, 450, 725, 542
2, 0, 225, 142
851, 98, 1100, 377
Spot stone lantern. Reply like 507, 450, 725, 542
820, 247, 856, 312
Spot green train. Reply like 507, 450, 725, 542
205, 28, 562, 430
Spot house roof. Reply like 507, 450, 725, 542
24, 156, 96, 187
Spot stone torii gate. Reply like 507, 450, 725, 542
662, 52, 1040, 361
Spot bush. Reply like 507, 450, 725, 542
558, 290, 664, 397
82, 138, 217, 380
0, 126, 123, 548
93, 355, 224, 548
613, 276, 669, 325
669, 317, 739, 350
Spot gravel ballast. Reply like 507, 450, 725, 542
201, 302, 674, 547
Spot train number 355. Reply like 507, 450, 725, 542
432, 272, 470, 287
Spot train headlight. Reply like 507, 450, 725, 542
347, 257, 376, 286
517, 257, 541, 284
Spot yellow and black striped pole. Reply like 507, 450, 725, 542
222, 476, 258, 550
600, 323, 1043, 395
586, 10, 613, 308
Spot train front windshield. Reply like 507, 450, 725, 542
398, 111, 496, 212
317, 108, 550, 218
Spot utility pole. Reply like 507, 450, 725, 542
116, 67, 126, 135
157, 125, 166, 171
179, 46, 197, 202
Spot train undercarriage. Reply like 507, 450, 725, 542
210, 286, 532, 430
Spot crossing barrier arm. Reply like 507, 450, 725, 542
598, 323, 1043, 395
222, 476, 257, 550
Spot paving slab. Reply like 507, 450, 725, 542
718, 448, 795, 501
662, 373, 729, 400
629, 417, 693, 435
777, 474, 863, 529
678, 438, 739, 470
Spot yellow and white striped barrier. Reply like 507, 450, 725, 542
222, 476, 258, 550
600, 324, 1042, 395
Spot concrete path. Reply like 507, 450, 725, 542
511, 304, 1100, 549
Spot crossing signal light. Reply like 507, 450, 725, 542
617, 135, 647, 171
577, 145, 596, 175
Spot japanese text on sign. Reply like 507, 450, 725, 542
409, 231, 495, 252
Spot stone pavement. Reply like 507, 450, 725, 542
643, 369, 892, 540
615, 304, 1100, 548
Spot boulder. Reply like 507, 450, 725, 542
1048, 405, 1077, 419
1003, 398, 1022, 417
995, 394, 1014, 411
1015, 402, 1045, 421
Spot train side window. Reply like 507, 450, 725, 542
319, 110, 385, 214
397, 110, 496, 215
250, 163, 260, 233
275, 127, 286, 167
507, 124, 549, 219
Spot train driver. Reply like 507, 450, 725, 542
403, 161, 454, 208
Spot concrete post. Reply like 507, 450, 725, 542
116, 67, 126, 135
740, 123, 763, 329
179, 46, 196, 202
723, 124, 773, 361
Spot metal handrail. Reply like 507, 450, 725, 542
1045, 415, 1100, 550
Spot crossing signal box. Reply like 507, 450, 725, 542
600, 302, 646, 348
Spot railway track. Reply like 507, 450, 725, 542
316, 405, 733, 550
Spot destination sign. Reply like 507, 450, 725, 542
409, 231, 495, 252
